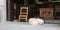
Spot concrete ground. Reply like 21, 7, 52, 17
0, 21, 60, 30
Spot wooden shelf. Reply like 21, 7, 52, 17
52, 1, 60, 2
54, 10, 60, 12
55, 16, 60, 18
36, 2, 45, 4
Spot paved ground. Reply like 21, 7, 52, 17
0, 21, 60, 30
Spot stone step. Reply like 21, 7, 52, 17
45, 20, 60, 24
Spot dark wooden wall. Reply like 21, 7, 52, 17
7, 0, 60, 21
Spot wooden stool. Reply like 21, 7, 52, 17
19, 6, 28, 22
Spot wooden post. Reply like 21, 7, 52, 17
7, 0, 10, 21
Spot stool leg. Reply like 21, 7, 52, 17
26, 16, 27, 22
26, 18, 27, 22
19, 16, 20, 22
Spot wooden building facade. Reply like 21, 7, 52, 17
7, 0, 60, 21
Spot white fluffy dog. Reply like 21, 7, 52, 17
29, 18, 44, 25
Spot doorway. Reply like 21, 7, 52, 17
7, 0, 23, 21
7, 0, 38, 21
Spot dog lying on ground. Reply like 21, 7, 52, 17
29, 18, 44, 25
